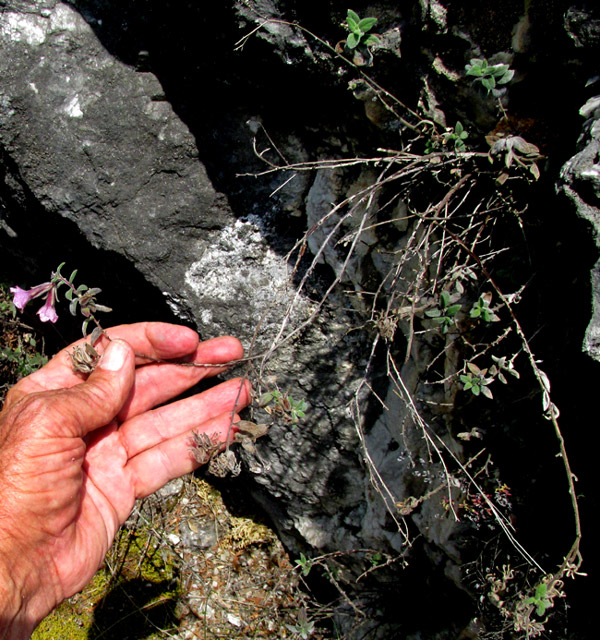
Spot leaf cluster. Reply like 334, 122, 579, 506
345, 9, 380, 50
470, 293, 500, 323
460, 362, 495, 399
443, 121, 469, 152
260, 389, 308, 423
425, 291, 461, 334
54, 263, 112, 335
523, 581, 553, 617
0, 337, 48, 378
294, 553, 314, 577
465, 58, 514, 94
487, 134, 542, 182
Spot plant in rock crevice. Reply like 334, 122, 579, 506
344, 9, 380, 50
465, 57, 515, 94
470, 292, 500, 323
442, 121, 469, 152
209, 11, 584, 636
487, 133, 542, 182
425, 290, 461, 334
460, 361, 495, 399
336, 9, 381, 67
260, 388, 307, 423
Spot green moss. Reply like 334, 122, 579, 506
32, 525, 181, 639
32, 572, 111, 639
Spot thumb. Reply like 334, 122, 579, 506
54, 339, 135, 437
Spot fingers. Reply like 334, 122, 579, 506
119, 377, 251, 458
33, 340, 136, 439
48, 322, 201, 381
116, 335, 245, 421
102, 322, 200, 364
5, 322, 196, 406
128, 411, 242, 499
5, 323, 243, 413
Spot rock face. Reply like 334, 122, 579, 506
0, 1, 229, 308
0, 0, 399, 572
1, 1, 597, 637
560, 97, 600, 361
558, 1, 600, 364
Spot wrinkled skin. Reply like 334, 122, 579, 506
0, 323, 250, 638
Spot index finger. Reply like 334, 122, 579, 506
5, 323, 212, 406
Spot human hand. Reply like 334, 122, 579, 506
0, 323, 250, 638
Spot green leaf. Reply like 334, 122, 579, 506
65, 288, 73, 301
482, 76, 495, 92
358, 17, 377, 32
69, 299, 78, 316
82, 318, 90, 337
346, 11, 359, 32
455, 121, 464, 135
499, 70, 514, 84
492, 63, 509, 76
535, 583, 548, 599
447, 304, 461, 316
467, 362, 481, 375
363, 34, 381, 47
90, 327, 103, 345
425, 309, 441, 318
481, 386, 494, 400
347, 32, 359, 48
259, 392, 274, 406
93, 304, 112, 313
440, 291, 450, 307
69, 269, 78, 283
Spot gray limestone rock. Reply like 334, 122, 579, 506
0, 0, 410, 572
559, 96, 600, 361
0, 0, 229, 306
6, 1, 595, 637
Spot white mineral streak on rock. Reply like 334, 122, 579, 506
294, 515, 329, 549
0, 13, 47, 46
64, 95, 82, 117
48, 2, 83, 33
184, 218, 309, 345
186, 219, 289, 302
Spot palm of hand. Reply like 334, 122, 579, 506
0, 322, 249, 614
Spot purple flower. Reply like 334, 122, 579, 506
10, 282, 54, 311
36, 289, 58, 323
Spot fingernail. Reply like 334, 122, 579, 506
98, 340, 128, 371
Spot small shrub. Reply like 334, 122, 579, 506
344, 9, 380, 50
425, 291, 461, 334
443, 121, 469, 151
465, 58, 514, 93
460, 362, 494, 399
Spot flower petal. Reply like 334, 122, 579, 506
10, 286, 33, 311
